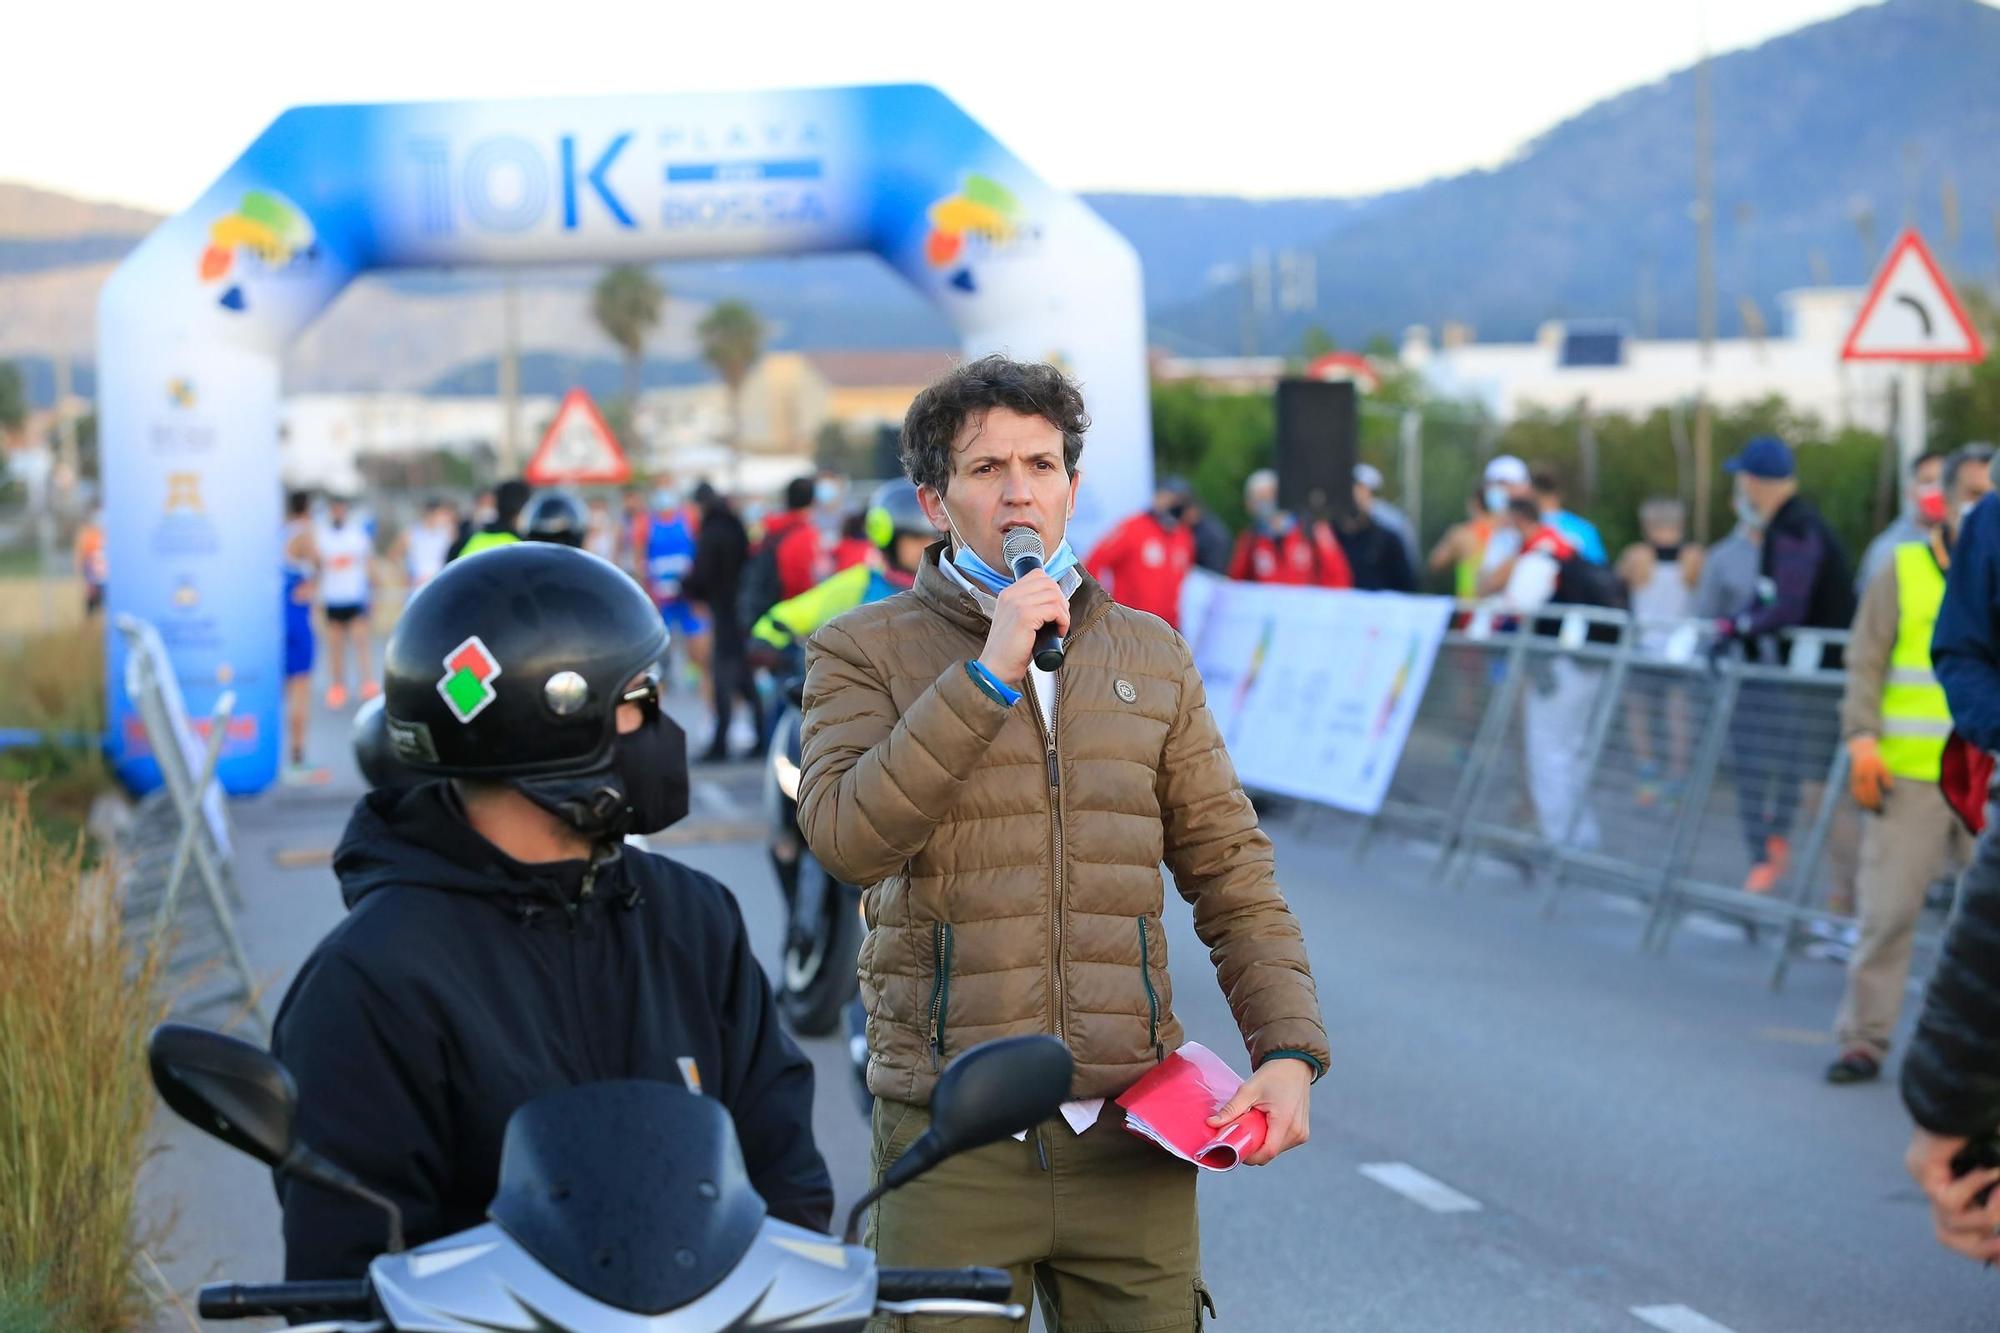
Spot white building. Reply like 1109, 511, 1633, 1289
279, 393, 560, 493
278, 390, 813, 499
1405, 289, 1904, 430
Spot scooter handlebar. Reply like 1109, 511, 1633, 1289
197, 1279, 371, 1320
875, 1266, 1015, 1302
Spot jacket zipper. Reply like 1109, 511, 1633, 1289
560, 864, 601, 1080
1018, 601, 1109, 1053
926, 921, 954, 1069
1138, 916, 1162, 1059
1025, 672, 1066, 1046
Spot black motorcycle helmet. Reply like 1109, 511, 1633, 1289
523, 490, 587, 547
351, 696, 426, 790
381, 543, 686, 837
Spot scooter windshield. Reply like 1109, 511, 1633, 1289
487, 1081, 768, 1316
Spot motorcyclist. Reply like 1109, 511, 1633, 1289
270, 542, 833, 1281
749, 479, 934, 667
521, 489, 588, 547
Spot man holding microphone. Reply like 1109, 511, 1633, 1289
798, 355, 1327, 1331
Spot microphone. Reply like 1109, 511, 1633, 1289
1002, 528, 1066, 672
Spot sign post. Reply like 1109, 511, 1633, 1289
1840, 230, 1986, 472
524, 388, 632, 487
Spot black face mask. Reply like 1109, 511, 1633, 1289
514, 712, 690, 840
609, 712, 691, 836
1650, 542, 1682, 562
1157, 503, 1187, 527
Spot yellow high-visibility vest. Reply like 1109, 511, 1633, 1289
456, 530, 519, 560
1879, 540, 1953, 782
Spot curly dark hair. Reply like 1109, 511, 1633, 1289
899, 354, 1089, 494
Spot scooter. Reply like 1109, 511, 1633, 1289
765, 676, 864, 1039
149, 1023, 1070, 1331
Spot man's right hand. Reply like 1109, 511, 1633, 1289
1907, 1127, 2000, 1262
1848, 735, 1893, 812
978, 569, 1071, 687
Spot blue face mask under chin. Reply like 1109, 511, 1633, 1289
942, 507, 1077, 593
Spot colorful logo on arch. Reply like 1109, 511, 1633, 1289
197, 190, 317, 312
924, 173, 1022, 293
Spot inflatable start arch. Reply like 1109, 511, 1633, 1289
98, 86, 1149, 793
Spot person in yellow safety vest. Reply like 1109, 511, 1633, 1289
451, 480, 530, 561
1828, 442, 1996, 1086
749, 479, 936, 662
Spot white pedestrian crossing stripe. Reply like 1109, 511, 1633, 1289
1357, 1162, 1483, 1213
1631, 1304, 1739, 1333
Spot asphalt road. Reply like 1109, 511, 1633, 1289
138, 687, 1993, 1332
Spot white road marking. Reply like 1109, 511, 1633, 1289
1630, 1304, 1740, 1333
691, 781, 741, 819
1356, 1162, 1483, 1213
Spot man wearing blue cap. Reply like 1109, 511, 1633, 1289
1712, 435, 1856, 893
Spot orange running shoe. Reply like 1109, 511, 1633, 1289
324, 683, 349, 709
360, 679, 381, 702
1744, 834, 1791, 895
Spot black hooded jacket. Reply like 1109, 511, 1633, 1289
270, 783, 833, 1280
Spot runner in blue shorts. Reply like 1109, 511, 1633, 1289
645, 484, 710, 689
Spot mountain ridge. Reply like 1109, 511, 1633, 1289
6, 0, 1998, 395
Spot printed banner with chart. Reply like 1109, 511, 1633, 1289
1180, 572, 1452, 814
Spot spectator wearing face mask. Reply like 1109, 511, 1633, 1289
1339, 464, 1417, 592
1712, 435, 1857, 895
1615, 498, 1705, 805
1474, 455, 1536, 596
1857, 452, 1949, 595
1085, 476, 1199, 627
1184, 492, 1234, 574
1354, 463, 1421, 574
1829, 443, 1994, 1088
1229, 468, 1353, 589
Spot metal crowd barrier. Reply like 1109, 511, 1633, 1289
1439, 604, 1636, 891
1355, 602, 1959, 990
1355, 610, 1532, 861
114, 616, 268, 1036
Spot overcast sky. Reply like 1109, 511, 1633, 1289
9, 0, 1871, 213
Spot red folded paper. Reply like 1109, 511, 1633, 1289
1115, 1042, 1267, 1172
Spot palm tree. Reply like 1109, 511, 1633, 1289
698, 300, 765, 487
591, 265, 666, 414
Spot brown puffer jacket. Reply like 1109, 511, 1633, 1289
798, 547, 1328, 1105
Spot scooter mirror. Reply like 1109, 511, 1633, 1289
148, 1022, 410, 1253
844, 1035, 1074, 1243
925, 1034, 1074, 1157
881, 1037, 1074, 1191
148, 1023, 299, 1168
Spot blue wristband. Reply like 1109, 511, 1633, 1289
965, 659, 1022, 707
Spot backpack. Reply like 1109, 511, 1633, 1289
1552, 555, 1628, 613
1540, 553, 1629, 645
737, 532, 790, 631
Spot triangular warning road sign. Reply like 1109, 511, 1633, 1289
1842, 230, 1986, 364
524, 389, 631, 485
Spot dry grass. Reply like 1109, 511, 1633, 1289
0, 622, 113, 850
0, 789, 165, 1331
0, 621, 104, 733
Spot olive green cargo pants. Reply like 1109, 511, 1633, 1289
865, 1098, 1214, 1332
